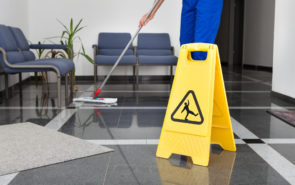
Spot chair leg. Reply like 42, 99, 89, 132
4, 74, 8, 99
94, 64, 97, 83
57, 75, 61, 108
133, 65, 136, 82
19, 73, 23, 104
170, 66, 173, 89
19, 73, 23, 121
65, 73, 68, 106
136, 64, 139, 85
170, 65, 173, 81
18, 73, 22, 88
70, 71, 73, 100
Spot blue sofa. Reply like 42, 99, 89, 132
0, 25, 75, 107
93, 32, 178, 84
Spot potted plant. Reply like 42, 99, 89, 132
47, 18, 93, 91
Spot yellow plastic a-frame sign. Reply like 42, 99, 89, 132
156, 43, 236, 166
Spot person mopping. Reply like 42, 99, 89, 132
78, 0, 223, 104
139, 0, 223, 60
75, 0, 163, 104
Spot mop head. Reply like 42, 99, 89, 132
73, 97, 118, 104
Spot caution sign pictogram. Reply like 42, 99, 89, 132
171, 90, 204, 124
156, 43, 236, 166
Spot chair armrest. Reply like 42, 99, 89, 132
30, 44, 73, 59
30, 44, 68, 50
0, 47, 10, 67
92, 44, 100, 57
92, 44, 99, 56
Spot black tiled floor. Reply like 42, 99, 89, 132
240, 70, 273, 83
0, 89, 66, 107
61, 108, 243, 140
75, 91, 292, 108
227, 92, 295, 107
8, 145, 290, 185
225, 82, 271, 91
229, 145, 289, 185
1, 68, 295, 185
0, 108, 60, 126
61, 109, 165, 140
231, 109, 295, 138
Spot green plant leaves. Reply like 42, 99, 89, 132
45, 18, 92, 64
80, 45, 94, 64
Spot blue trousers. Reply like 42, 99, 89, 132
180, 0, 223, 60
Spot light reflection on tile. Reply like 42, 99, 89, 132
157, 150, 236, 185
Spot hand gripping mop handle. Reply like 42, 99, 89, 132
93, 0, 161, 99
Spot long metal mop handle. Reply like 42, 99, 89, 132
98, 0, 161, 91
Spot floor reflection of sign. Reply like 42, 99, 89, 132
156, 151, 236, 185
171, 90, 204, 124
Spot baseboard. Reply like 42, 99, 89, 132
75, 75, 173, 84
243, 64, 272, 72
0, 75, 174, 98
271, 91, 295, 105
0, 75, 174, 101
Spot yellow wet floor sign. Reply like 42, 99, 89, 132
156, 43, 236, 166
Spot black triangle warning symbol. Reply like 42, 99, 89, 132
171, 90, 204, 124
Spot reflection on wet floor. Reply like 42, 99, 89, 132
2, 69, 295, 185
158, 147, 236, 185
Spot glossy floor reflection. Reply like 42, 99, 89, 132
0, 108, 60, 126
8, 145, 290, 185
1, 68, 295, 185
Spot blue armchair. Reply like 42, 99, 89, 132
136, 33, 178, 82
0, 25, 75, 107
93, 33, 137, 83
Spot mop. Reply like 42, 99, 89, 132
74, 0, 161, 104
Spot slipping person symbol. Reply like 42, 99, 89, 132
181, 100, 198, 121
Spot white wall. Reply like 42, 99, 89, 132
27, 0, 182, 76
243, 0, 275, 67
0, 0, 29, 33
272, 0, 295, 99
0, 0, 30, 91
